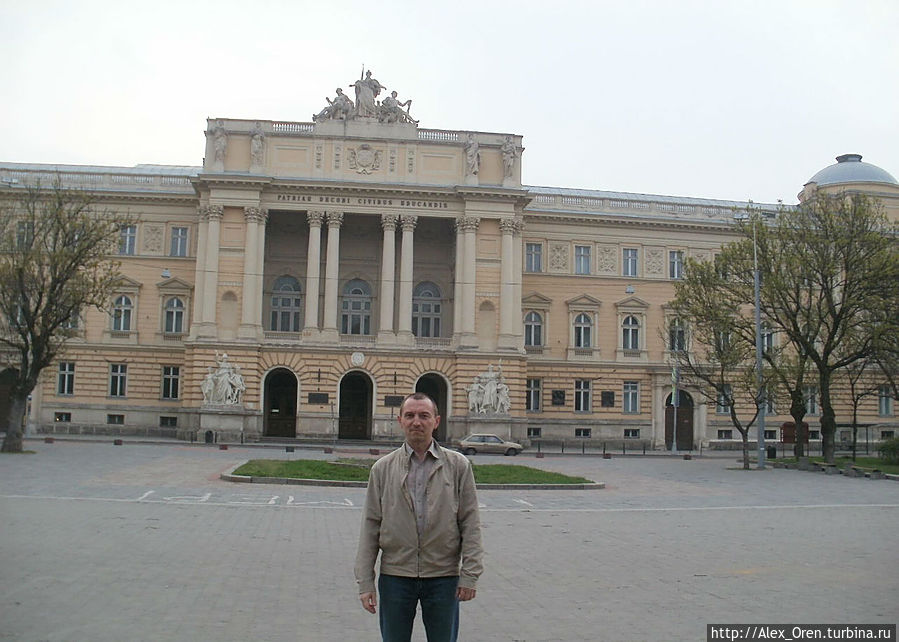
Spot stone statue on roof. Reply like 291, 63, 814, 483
313, 88, 354, 122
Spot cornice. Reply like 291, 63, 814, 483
523, 210, 735, 233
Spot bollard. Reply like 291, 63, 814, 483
369, 448, 379, 456
582, 440, 585, 455
683, 453, 692, 460
536, 452, 545, 458
643, 442, 646, 455
44, 437, 55, 443
622, 441, 626, 455
219, 444, 228, 450
602, 452, 611, 459
537, 441, 542, 453
561, 441, 565, 453
602, 442, 607, 455
323, 447, 333, 454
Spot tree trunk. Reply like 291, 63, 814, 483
789, 390, 807, 459
741, 429, 750, 470
819, 370, 836, 464
1, 394, 27, 453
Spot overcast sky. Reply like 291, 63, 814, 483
2, 0, 896, 204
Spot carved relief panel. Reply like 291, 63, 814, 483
644, 247, 665, 277
596, 245, 617, 275
549, 242, 569, 273
143, 224, 164, 255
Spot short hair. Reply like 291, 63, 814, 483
400, 392, 438, 416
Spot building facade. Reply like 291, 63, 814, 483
3, 75, 897, 448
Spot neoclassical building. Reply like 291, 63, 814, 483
2, 74, 897, 447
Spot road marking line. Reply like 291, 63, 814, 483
513, 499, 534, 507
137, 490, 155, 501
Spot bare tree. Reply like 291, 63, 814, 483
0, 179, 125, 452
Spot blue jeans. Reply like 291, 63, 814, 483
378, 574, 460, 642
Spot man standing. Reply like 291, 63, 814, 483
355, 392, 483, 642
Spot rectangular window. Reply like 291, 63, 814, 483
878, 385, 894, 416
16, 221, 34, 250
527, 427, 542, 438
170, 226, 189, 257
109, 364, 127, 397
162, 366, 180, 400
624, 428, 640, 439
764, 430, 777, 441
623, 381, 639, 414
804, 385, 818, 416
669, 250, 684, 279
54, 412, 71, 423
622, 248, 638, 277
601, 391, 615, 408
57, 362, 75, 396
668, 320, 686, 352
525, 243, 543, 273
107, 414, 125, 425
574, 379, 591, 412
159, 416, 178, 427
808, 430, 820, 440
716, 385, 732, 414
119, 225, 137, 256
575, 428, 592, 438
881, 430, 895, 440
765, 388, 776, 415
574, 245, 591, 275
717, 429, 734, 439
525, 378, 542, 412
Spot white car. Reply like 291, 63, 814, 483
456, 433, 523, 456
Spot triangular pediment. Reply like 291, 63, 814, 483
522, 292, 552, 307
566, 294, 602, 307
616, 296, 649, 309
157, 277, 193, 291
114, 275, 143, 289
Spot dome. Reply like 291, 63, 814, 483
806, 154, 898, 187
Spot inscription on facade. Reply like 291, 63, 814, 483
275, 194, 449, 209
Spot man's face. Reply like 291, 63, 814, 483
398, 397, 440, 450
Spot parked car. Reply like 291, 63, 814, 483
456, 433, 523, 456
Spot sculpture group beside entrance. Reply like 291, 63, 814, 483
313, 69, 417, 125
465, 364, 511, 415
201, 352, 246, 405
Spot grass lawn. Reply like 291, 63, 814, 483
232, 458, 592, 484
779, 455, 899, 475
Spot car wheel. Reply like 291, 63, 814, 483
464, 448, 476, 456
505, 448, 519, 456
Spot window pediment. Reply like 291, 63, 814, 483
522, 292, 552, 309
566, 294, 601, 309
615, 296, 649, 311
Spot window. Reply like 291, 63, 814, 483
761, 323, 774, 354
62, 308, 80, 330
341, 279, 372, 335
170, 227, 189, 257
878, 385, 894, 416
717, 429, 734, 439
804, 386, 818, 415
107, 414, 125, 425
601, 391, 615, 407
164, 297, 185, 334
716, 385, 732, 414
57, 362, 75, 396
109, 364, 127, 397
575, 428, 592, 438
574, 379, 591, 412
623, 382, 639, 414
624, 428, 640, 439
765, 390, 776, 416
412, 282, 442, 338
112, 295, 132, 332
524, 311, 543, 347
764, 430, 777, 440
715, 330, 731, 353
882, 430, 895, 440
622, 315, 640, 351
162, 366, 180, 400
574, 245, 591, 275
54, 412, 71, 423
119, 225, 137, 255
527, 427, 542, 438
808, 430, 820, 440
526, 378, 542, 412
669, 250, 684, 279
622, 248, 638, 277
525, 243, 543, 272
16, 221, 34, 250
270, 276, 302, 332
160, 416, 178, 428
668, 319, 686, 352
574, 313, 592, 348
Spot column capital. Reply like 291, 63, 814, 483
455, 215, 480, 232
307, 210, 325, 227
400, 214, 418, 231
326, 210, 344, 228
499, 218, 517, 234
513, 216, 525, 235
380, 213, 399, 231
243, 206, 267, 223
200, 204, 224, 221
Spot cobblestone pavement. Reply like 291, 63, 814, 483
1, 440, 897, 641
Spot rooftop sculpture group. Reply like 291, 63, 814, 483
313, 69, 418, 125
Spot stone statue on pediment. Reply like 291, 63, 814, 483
250, 121, 265, 167
211, 120, 227, 164
501, 135, 517, 178
313, 88, 355, 122
465, 134, 480, 176
350, 69, 386, 118
379, 90, 418, 125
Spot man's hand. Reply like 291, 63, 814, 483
456, 586, 477, 601
360, 591, 377, 613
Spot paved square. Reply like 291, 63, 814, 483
1, 440, 897, 641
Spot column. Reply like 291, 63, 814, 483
460, 216, 479, 348
498, 218, 517, 350
304, 211, 324, 336
199, 204, 223, 338
452, 218, 464, 343
255, 209, 268, 332
320, 210, 343, 341
189, 206, 210, 339
397, 214, 417, 344
377, 214, 398, 342
239, 206, 264, 339
512, 217, 525, 340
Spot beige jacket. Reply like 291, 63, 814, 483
354, 442, 484, 594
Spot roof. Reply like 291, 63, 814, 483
806, 154, 898, 187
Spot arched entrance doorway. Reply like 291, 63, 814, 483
415, 373, 449, 443
339, 371, 373, 440
665, 390, 694, 450
264, 368, 297, 438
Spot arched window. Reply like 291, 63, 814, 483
412, 282, 442, 338
574, 312, 592, 348
524, 311, 543, 347
164, 297, 185, 334
341, 279, 372, 335
270, 276, 302, 332
622, 315, 640, 350
112, 295, 132, 332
